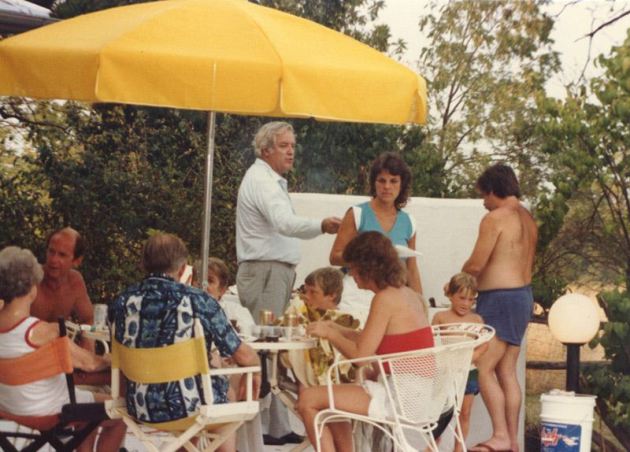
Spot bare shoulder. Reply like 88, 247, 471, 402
480, 209, 503, 230
372, 286, 403, 309
30, 321, 59, 346
487, 205, 514, 221
469, 313, 484, 324
370, 288, 389, 306
68, 269, 87, 288
431, 311, 445, 325
340, 207, 357, 228
519, 204, 537, 228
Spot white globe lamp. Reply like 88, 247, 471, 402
548, 293, 600, 392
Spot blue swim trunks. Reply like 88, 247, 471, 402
476, 285, 533, 346
465, 368, 479, 395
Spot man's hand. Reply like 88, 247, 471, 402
321, 217, 342, 234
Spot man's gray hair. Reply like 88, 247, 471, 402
0, 246, 43, 303
252, 121, 294, 158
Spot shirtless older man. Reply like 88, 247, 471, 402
31, 227, 94, 324
462, 164, 537, 452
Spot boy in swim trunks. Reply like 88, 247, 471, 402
433, 272, 485, 452
462, 164, 537, 452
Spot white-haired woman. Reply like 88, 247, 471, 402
0, 246, 126, 452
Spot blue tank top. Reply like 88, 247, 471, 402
354, 201, 415, 247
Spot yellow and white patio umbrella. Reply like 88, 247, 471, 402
0, 0, 427, 283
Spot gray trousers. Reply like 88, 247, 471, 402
236, 260, 296, 321
237, 260, 297, 438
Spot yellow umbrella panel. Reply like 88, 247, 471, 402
0, 0, 427, 125
0, 0, 427, 285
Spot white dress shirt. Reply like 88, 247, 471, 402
236, 159, 322, 265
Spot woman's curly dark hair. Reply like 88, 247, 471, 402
342, 231, 405, 290
369, 152, 412, 209
0, 246, 43, 303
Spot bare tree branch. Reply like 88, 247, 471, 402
580, 8, 630, 40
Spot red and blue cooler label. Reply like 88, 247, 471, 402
541, 421, 581, 451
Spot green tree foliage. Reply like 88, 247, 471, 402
587, 291, 630, 446
291, 120, 425, 196
416, 0, 559, 197
534, 31, 630, 443
0, 104, 52, 252
537, 31, 630, 290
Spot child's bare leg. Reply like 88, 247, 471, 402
454, 394, 474, 452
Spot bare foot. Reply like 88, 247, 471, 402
469, 439, 513, 452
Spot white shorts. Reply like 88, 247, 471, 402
362, 379, 394, 420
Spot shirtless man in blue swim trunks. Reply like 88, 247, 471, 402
462, 164, 537, 452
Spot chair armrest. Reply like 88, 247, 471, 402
208, 366, 261, 402
432, 322, 495, 347
208, 365, 261, 377
60, 402, 106, 423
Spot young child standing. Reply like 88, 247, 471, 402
433, 272, 484, 452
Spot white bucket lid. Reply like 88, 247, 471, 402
541, 392, 596, 407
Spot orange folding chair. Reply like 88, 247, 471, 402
0, 319, 108, 451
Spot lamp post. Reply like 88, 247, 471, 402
548, 293, 600, 393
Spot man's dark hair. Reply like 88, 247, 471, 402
476, 163, 521, 199
45, 227, 85, 259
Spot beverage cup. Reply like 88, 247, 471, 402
283, 326, 300, 340
259, 310, 274, 326
261, 325, 281, 342
94, 304, 108, 328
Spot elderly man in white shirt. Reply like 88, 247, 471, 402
236, 121, 340, 445
236, 121, 340, 320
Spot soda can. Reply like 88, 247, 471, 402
93, 304, 108, 328
259, 310, 274, 326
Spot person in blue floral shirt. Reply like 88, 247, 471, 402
109, 233, 260, 425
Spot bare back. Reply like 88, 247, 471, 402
477, 204, 537, 290
372, 285, 429, 335
351, 285, 430, 358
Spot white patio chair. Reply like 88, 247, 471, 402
105, 319, 260, 452
432, 323, 495, 451
313, 327, 482, 452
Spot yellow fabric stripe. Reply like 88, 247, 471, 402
112, 336, 210, 384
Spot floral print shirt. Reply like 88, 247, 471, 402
109, 274, 241, 423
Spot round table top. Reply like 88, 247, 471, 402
246, 337, 317, 351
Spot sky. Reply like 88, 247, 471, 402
379, 0, 630, 97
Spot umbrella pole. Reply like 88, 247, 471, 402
200, 111, 216, 291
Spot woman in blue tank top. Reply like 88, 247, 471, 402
330, 152, 423, 294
